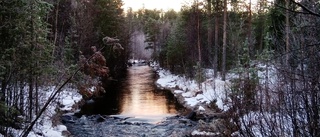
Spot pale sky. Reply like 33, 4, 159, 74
122, 0, 187, 11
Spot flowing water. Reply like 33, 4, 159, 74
62, 65, 197, 136
78, 65, 182, 123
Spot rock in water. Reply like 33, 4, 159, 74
185, 111, 196, 120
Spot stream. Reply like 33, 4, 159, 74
62, 65, 197, 136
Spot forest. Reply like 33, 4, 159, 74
0, 0, 319, 136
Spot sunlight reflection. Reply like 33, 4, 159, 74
120, 66, 177, 120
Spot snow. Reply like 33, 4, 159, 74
182, 92, 193, 98
174, 90, 183, 94
191, 130, 221, 136
198, 106, 205, 111
5, 63, 279, 137
10, 86, 82, 137
60, 91, 82, 111
155, 63, 280, 136
155, 64, 278, 113
184, 97, 199, 107
156, 68, 230, 111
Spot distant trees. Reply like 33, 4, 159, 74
124, 8, 180, 68
160, 3, 207, 78
94, 0, 127, 78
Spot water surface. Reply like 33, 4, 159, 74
80, 65, 181, 123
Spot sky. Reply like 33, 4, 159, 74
122, 0, 187, 11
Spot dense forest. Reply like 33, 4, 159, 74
1, 0, 319, 136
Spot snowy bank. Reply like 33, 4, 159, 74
155, 68, 233, 136
10, 86, 82, 137
155, 63, 283, 137
156, 68, 231, 112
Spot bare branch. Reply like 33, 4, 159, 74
275, 3, 318, 16
272, 42, 320, 60
290, 0, 320, 17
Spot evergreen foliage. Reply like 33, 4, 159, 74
0, 0, 129, 135
0, 0, 53, 134
94, 0, 127, 78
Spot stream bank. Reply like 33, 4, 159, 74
60, 65, 232, 137
154, 67, 234, 136
61, 65, 200, 137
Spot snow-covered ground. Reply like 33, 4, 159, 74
154, 63, 279, 136
156, 68, 231, 112
4, 62, 278, 137
10, 86, 82, 137
155, 68, 231, 136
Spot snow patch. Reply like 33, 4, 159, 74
174, 90, 184, 94
191, 130, 221, 136
184, 98, 198, 107
11, 86, 82, 137
198, 106, 205, 111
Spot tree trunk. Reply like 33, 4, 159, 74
248, 0, 253, 58
52, 0, 60, 61
20, 81, 24, 115
29, 0, 35, 121
35, 76, 39, 115
207, 0, 213, 75
214, 0, 219, 78
285, 0, 289, 65
28, 78, 33, 121
1, 81, 6, 102
196, 0, 202, 88
222, 0, 227, 81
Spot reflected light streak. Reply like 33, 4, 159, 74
119, 66, 177, 120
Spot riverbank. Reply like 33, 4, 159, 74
155, 68, 233, 136
10, 86, 83, 137
60, 65, 200, 137
155, 68, 230, 112
11, 65, 228, 136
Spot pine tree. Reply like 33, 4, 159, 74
0, 0, 52, 135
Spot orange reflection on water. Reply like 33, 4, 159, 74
119, 66, 177, 121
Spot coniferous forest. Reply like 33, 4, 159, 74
1, 0, 319, 136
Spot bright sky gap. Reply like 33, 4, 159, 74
122, 0, 187, 11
